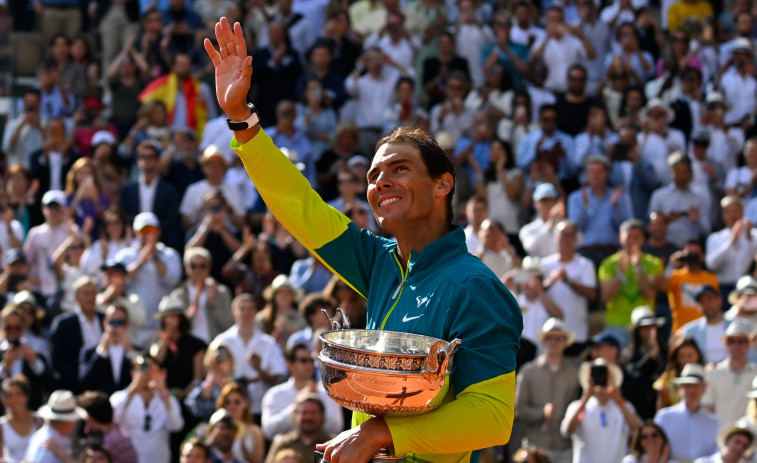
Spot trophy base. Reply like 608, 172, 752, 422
314, 448, 406, 463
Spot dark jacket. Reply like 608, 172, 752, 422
50, 311, 105, 394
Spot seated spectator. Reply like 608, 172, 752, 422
667, 239, 719, 333
622, 421, 673, 463
116, 212, 182, 345
654, 363, 720, 461
213, 294, 288, 421
696, 106, 741, 187
706, 196, 757, 300
180, 146, 246, 233
381, 77, 428, 136
679, 286, 730, 365
261, 343, 343, 440
286, 295, 336, 350
315, 123, 364, 203
215, 383, 265, 463
622, 306, 667, 420
520, 183, 563, 258
482, 11, 529, 93
25, 390, 87, 463
79, 303, 139, 395
110, 355, 184, 463
78, 391, 138, 463
185, 342, 237, 421
51, 223, 90, 313
561, 358, 641, 463
609, 126, 659, 221
573, 105, 618, 174
160, 127, 205, 201
149, 296, 207, 401
264, 394, 333, 463
205, 408, 240, 463
515, 318, 580, 463
363, 10, 420, 77
11, 291, 50, 363
325, 168, 370, 216
264, 101, 315, 185
649, 152, 710, 248
463, 196, 488, 253
50, 276, 103, 394
38, 60, 77, 120
718, 39, 756, 127
694, 426, 753, 463
0, 375, 41, 463
727, 137, 757, 199
702, 322, 757, 427
599, 219, 664, 347
654, 337, 705, 411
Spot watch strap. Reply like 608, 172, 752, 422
226, 103, 259, 131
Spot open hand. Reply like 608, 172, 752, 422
204, 18, 253, 121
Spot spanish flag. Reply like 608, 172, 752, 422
138, 73, 208, 136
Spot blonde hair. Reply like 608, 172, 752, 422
64, 157, 103, 195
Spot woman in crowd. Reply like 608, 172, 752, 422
80, 205, 132, 279
216, 382, 265, 463
52, 223, 90, 313
70, 36, 99, 99
5, 166, 38, 233
257, 275, 307, 348
653, 337, 704, 410
621, 421, 673, 463
185, 343, 237, 421
0, 376, 41, 463
622, 306, 667, 420
296, 78, 338, 164
323, 275, 367, 329
65, 157, 109, 238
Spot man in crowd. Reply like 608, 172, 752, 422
25, 390, 88, 463
520, 183, 563, 258
668, 239, 719, 333
695, 427, 753, 463
1, 89, 44, 169
77, 391, 138, 463
261, 343, 343, 439
264, 394, 333, 463
516, 318, 580, 463
679, 285, 730, 364
463, 195, 488, 253
655, 364, 720, 461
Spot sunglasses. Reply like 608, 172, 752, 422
209, 204, 224, 213
190, 262, 208, 270
108, 318, 126, 327
143, 413, 151, 432
727, 338, 749, 345
295, 357, 314, 364
641, 432, 660, 440
3, 325, 21, 331
46, 203, 62, 211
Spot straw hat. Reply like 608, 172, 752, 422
630, 305, 666, 328
578, 358, 624, 390
538, 317, 575, 346
263, 274, 304, 301
717, 426, 754, 449
153, 295, 187, 319
673, 363, 706, 385
729, 275, 757, 305
640, 98, 674, 124
722, 321, 751, 343
38, 390, 88, 422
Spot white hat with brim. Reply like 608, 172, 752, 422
722, 320, 752, 343
718, 426, 754, 449
263, 274, 304, 301
38, 390, 88, 422
745, 375, 757, 398
578, 358, 624, 391
641, 98, 675, 124
630, 305, 666, 328
729, 275, 757, 305
153, 295, 187, 319
673, 363, 707, 385
538, 317, 575, 346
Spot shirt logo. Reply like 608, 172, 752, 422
402, 313, 424, 322
416, 293, 434, 308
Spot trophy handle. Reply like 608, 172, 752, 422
320, 307, 352, 331
422, 339, 462, 382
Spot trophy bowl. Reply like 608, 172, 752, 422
318, 311, 462, 417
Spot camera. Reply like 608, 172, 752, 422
9, 339, 20, 348
590, 364, 608, 387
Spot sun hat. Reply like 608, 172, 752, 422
38, 390, 88, 422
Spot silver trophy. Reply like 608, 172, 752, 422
317, 309, 461, 462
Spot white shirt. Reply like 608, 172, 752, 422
213, 326, 288, 414
138, 174, 158, 214
24, 424, 70, 463
721, 68, 757, 125
179, 179, 246, 226
541, 253, 596, 343
186, 283, 210, 344
510, 24, 546, 47
703, 323, 728, 365
455, 24, 494, 89
530, 34, 587, 93
200, 116, 236, 163
108, 344, 125, 385
519, 217, 558, 258
464, 225, 479, 254
561, 397, 636, 463
518, 293, 551, 347
76, 307, 103, 351
363, 34, 420, 76
260, 377, 344, 439
110, 391, 183, 463
48, 152, 63, 192
637, 130, 687, 186
702, 359, 757, 428
0, 338, 45, 379
725, 166, 753, 194
705, 225, 757, 285
23, 222, 69, 297
344, 67, 400, 129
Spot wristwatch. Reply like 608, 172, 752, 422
226, 103, 259, 130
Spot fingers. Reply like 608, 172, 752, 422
216, 22, 229, 58
221, 17, 237, 56
234, 21, 247, 58
241, 55, 253, 81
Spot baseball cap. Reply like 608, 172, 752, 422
133, 212, 160, 232
42, 190, 66, 207
91, 130, 116, 147
533, 183, 558, 201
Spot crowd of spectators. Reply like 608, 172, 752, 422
5, 0, 757, 460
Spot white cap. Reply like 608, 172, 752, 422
91, 130, 116, 147
133, 212, 160, 231
42, 190, 66, 206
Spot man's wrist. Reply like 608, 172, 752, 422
226, 106, 253, 122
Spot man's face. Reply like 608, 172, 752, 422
289, 347, 315, 380
173, 55, 192, 80
678, 383, 705, 407
567, 69, 586, 95
473, 114, 493, 142
445, 78, 466, 100
276, 102, 297, 126
310, 47, 331, 68
737, 13, 753, 35
682, 70, 702, 95
105, 307, 128, 344
672, 163, 693, 188
726, 335, 750, 360
23, 94, 40, 116
337, 173, 359, 198
2, 315, 23, 343
514, 5, 529, 24
294, 401, 325, 436
187, 256, 210, 279
556, 224, 577, 252
726, 434, 752, 461
697, 292, 722, 318
647, 213, 667, 238
44, 202, 66, 225
367, 143, 450, 233
137, 147, 160, 175
478, 220, 504, 250
722, 203, 743, 228
540, 110, 558, 134
233, 300, 257, 327
180, 444, 209, 463
585, 162, 608, 189
577, 0, 595, 20
542, 331, 567, 356
534, 197, 556, 219
76, 284, 98, 311
466, 200, 488, 228
210, 422, 235, 451
202, 158, 226, 182
620, 227, 645, 251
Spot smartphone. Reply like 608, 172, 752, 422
9, 339, 20, 348
613, 142, 632, 162
216, 346, 229, 363
590, 365, 608, 387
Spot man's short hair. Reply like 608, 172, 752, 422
295, 393, 325, 414
298, 293, 335, 320
231, 293, 256, 312
80, 444, 113, 463
181, 438, 211, 460
78, 391, 113, 424
619, 219, 645, 236
285, 343, 311, 362
376, 127, 456, 224
73, 276, 97, 294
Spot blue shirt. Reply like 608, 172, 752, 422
654, 402, 720, 461
516, 130, 576, 180
568, 186, 631, 247
480, 42, 529, 91
454, 138, 491, 186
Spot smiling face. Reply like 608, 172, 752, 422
367, 143, 451, 234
